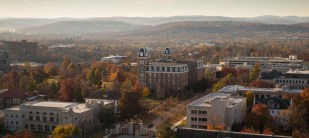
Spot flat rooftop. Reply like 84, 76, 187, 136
188, 93, 244, 107
24, 101, 78, 108
219, 85, 302, 94
286, 70, 309, 75
8, 101, 94, 113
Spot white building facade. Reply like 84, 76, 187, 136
4, 101, 95, 133
186, 93, 246, 131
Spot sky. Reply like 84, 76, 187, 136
0, 0, 308, 18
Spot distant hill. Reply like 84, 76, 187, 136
122, 21, 309, 38
1, 16, 309, 35
297, 22, 309, 28
0, 19, 56, 31
86, 16, 309, 25
18, 21, 147, 34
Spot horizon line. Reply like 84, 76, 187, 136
0, 15, 309, 19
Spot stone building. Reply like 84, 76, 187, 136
4, 101, 95, 133
186, 93, 246, 130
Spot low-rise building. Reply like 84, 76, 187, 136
225, 55, 303, 68
255, 97, 291, 125
0, 88, 46, 109
101, 55, 127, 64
85, 90, 121, 113
275, 70, 309, 90
219, 85, 302, 99
186, 93, 246, 130
4, 101, 95, 132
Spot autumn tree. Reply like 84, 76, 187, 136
157, 127, 176, 138
288, 88, 309, 134
249, 63, 261, 82
119, 91, 144, 120
116, 70, 126, 84
244, 103, 272, 132
120, 80, 133, 92
246, 91, 254, 110
52, 124, 80, 138
59, 78, 76, 102
142, 87, 150, 97
212, 73, 236, 92
44, 62, 58, 77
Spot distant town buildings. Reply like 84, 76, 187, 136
48, 44, 75, 52
4, 101, 95, 132
225, 55, 304, 70
101, 55, 127, 64
0, 50, 10, 73
186, 93, 246, 130
1, 40, 38, 61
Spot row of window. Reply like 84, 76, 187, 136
0, 98, 21, 104
147, 66, 188, 72
191, 117, 207, 122
277, 79, 306, 84
191, 124, 207, 129
191, 110, 207, 115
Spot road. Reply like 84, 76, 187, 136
146, 92, 208, 129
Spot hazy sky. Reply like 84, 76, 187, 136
0, 0, 308, 18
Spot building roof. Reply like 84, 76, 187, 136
86, 91, 121, 100
286, 70, 309, 75
24, 101, 78, 108
219, 85, 302, 94
255, 97, 291, 109
19, 101, 92, 113
0, 88, 32, 99
260, 70, 283, 80
176, 128, 291, 138
188, 93, 244, 107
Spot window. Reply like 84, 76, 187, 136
12, 98, 20, 104
191, 125, 197, 128
191, 110, 197, 114
50, 117, 54, 122
43, 116, 47, 122
36, 116, 40, 121
191, 117, 197, 121
0, 98, 3, 103
198, 111, 207, 114
29, 116, 33, 120
198, 118, 207, 122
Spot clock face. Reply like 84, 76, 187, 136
140, 52, 144, 57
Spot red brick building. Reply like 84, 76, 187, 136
138, 48, 204, 97
2, 40, 37, 61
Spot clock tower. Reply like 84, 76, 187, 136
137, 48, 149, 86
